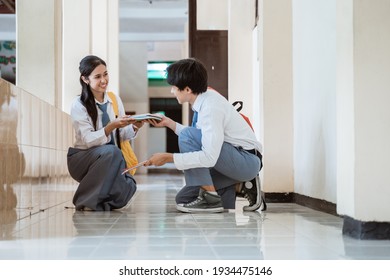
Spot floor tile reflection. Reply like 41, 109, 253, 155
1, 173, 390, 260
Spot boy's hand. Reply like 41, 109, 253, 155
144, 153, 173, 167
147, 115, 170, 127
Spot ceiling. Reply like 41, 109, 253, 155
120, 0, 188, 41
0, 0, 188, 42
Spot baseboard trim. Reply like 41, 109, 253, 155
263, 192, 294, 203
294, 193, 337, 216
342, 216, 390, 240
264, 192, 390, 240
264, 192, 337, 216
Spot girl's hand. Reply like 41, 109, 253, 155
110, 116, 141, 129
132, 120, 144, 129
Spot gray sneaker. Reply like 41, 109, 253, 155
176, 189, 224, 213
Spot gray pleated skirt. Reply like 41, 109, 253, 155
67, 145, 137, 211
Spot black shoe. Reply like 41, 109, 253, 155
238, 175, 266, 211
176, 189, 224, 213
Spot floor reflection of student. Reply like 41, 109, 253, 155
0, 79, 20, 240
67, 211, 136, 259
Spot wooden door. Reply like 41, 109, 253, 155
188, 0, 229, 124
191, 31, 228, 99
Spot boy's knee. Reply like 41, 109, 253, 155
175, 193, 184, 204
178, 127, 193, 144
178, 127, 200, 152
175, 185, 199, 204
175, 192, 189, 204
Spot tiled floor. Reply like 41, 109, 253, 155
1, 173, 390, 260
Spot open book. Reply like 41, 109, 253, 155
128, 113, 162, 122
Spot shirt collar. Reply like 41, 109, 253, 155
95, 92, 113, 105
192, 90, 208, 112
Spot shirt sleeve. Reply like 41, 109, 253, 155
175, 122, 185, 135
71, 99, 108, 148
114, 94, 137, 141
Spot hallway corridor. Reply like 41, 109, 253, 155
1, 173, 390, 260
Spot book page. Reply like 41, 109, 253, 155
128, 113, 162, 121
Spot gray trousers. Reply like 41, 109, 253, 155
176, 127, 262, 209
67, 145, 136, 211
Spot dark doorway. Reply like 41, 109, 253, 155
190, 31, 228, 99
188, 0, 229, 124
150, 98, 181, 153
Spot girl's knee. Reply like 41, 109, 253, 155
97, 145, 121, 160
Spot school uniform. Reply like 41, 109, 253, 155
173, 88, 263, 209
67, 93, 137, 211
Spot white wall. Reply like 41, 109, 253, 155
253, 25, 263, 147
353, 0, 390, 221
293, 0, 337, 202
197, 0, 228, 30
62, 0, 91, 114
289, 0, 390, 222
261, 0, 294, 193
16, 0, 59, 106
336, 0, 355, 215
119, 42, 148, 173
17, 0, 119, 114
228, 0, 255, 120
107, 0, 120, 96
147, 41, 186, 61
62, 0, 119, 114
120, 42, 148, 105
337, 0, 390, 221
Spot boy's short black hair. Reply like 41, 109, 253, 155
166, 58, 208, 94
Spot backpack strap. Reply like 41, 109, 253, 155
106, 92, 121, 148
107, 91, 118, 116
232, 101, 243, 112
232, 101, 254, 131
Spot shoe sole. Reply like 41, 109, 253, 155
243, 175, 267, 212
176, 204, 224, 213
243, 196, 267, 211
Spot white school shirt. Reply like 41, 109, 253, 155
70, 92, 137, 149
173, 89, 263, 170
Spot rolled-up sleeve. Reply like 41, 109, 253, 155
115, 96, 137, 141
120, 125, 136, 141
175, 122, 185, 135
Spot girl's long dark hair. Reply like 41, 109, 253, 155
79, 55, 106, 130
